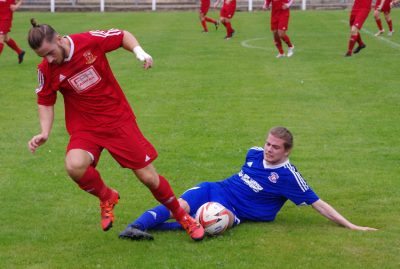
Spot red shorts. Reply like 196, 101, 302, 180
271, 9, 290, 31
200, 3, 210, 15
67, 120, 158, 170
350, 8, 371, 29
375, 0, 391, 13
220, 2, 236, 19
0, 20, 12, 35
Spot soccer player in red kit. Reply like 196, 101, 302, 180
373, 0, 394, 36
263, 0, 295, 58
27, 19, 204, 241
345, 0, 372, 57
199, 0, 219, 32
214, 0, 236, 39
0, 0, 25, 63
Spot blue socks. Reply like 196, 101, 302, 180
129, 205, 171, 231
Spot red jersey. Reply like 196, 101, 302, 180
0, 0, 15, 20
265, 0, 293, 11
36, 29, 136, 135
352, 0, 372, 10
223, 0, 236, 8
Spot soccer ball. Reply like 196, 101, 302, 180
195, 202, 232, 236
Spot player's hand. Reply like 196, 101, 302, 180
213, 2, 218, 8
282, 3, 289, 9
143, 57, 153, 70
350, 225, 378, 231
10, 4, 18, 11
262, 3, 269, 10
28, 134, 48, 153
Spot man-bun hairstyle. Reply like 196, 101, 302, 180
28, 18, 57, 49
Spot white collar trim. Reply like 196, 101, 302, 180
263, 159, 289, 169
64, 36, 74, 62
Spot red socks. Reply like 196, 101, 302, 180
5, 38, 22, 54
387, 19, 393, 32
356, 33, 364, 46
375, 18, 383, 31
77, 166, 113, 202
281, 34, 293, 48
150, 175, 186, 221
201, 20, 208, 32
274, 33, 284, 54
347, 34, 358, 54
205, 17, 217, 24
223, 22, 233, 36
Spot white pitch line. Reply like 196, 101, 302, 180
340, 19, 400, 50
240, 37, 271, 51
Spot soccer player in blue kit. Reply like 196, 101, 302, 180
119, 127, 377, 240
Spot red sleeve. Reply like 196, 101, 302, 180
87, 29, 124, 53
36, 62, 57, 106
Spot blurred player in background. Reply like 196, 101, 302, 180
373, 0, 394, 36
27, 19, 204, 241
0, 0, 25, 63
345, 0, 372, 57
120, 127, 377, 241
214, 0, 236, 39
263, 0, 295, 58
199, 0, 219, 32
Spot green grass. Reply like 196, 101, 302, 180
1, 10, 399, 268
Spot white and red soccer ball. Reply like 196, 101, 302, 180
195, 202, 232, 236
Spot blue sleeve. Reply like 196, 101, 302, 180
282, 168, 319, 206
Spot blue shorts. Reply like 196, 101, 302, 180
180, 182, 241, 226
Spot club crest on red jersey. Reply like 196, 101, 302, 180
83, 50, 97, 65
268, 172, 279, 183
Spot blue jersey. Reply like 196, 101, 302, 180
219, 147, 319, 222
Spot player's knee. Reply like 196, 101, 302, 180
178, 198, 190, 213
65, 152, 90, 180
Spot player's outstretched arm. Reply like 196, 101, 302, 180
10, 0, 22, 11
28, 105, 54, 153
311, 199, 378, 231
214, 0, 221, 9
121, 30, 153, 70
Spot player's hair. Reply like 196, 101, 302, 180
28, 18, 58, 50
268, 127, 293, 150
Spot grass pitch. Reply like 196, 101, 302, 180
1, 10, 399, 269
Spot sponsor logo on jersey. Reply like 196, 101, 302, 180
68, 66, 101, 93
238, 170, 263, 193
83, 50, 97, 65
268, 172, 279, 183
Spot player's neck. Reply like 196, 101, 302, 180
263, 158, 289, 169
62, 37, 71, 60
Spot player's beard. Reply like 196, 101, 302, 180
56, 43, 67, 64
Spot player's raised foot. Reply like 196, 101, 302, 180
178, 212, 205, 241
388, 31, 394, 36
276, 53, 285, 58
287, 46, 295, 57
100, 190, 119, 231
215, 21, 220, 30
119, 225, 154, 240
374, 30, 384, 36
353, 44, 366, 54
18, 50, 25, 64
344, 51, 352, 57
